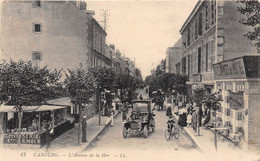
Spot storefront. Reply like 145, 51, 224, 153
213, 56, 260, 148
0, 104, 74, 147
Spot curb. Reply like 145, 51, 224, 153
81, 110, 120, 151
172, 112, 203, 153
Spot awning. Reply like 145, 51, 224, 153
0, 105, 67, 113
47, 97, 73, 107
34, 105, 67, 112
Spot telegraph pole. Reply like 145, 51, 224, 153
100, 9, 110, 31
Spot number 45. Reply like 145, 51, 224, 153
20, 152, 26, 157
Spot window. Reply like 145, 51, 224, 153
198, 47, 201, 73
199, 12, 203, 36
236, 112, 243, 121
205, 5, 209, 30
36, 0, 41, 7
34, 24, 41, 32
211, 0, 216, 25
195, 19, 198, 39
190, 54, 193, 74
182, 57, 186, 74
188, 55, 191, 75
187, 28, 191, 46
206, 43, 209, 72
32, 52, 42, 60
176, 63, 180, 75
225, 108, 231, 116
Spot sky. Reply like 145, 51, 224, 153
87, 0, 198, 79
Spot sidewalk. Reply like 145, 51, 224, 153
48, 110, 119, 152
164, 103, 259, 156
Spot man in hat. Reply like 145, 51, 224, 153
82, 116, 88, 142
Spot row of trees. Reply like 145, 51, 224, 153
145, 72, 188, 98
0, 60, 143, 145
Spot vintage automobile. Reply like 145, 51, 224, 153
123, 100, 155, 138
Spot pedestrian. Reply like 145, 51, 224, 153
166, 105, 172, 117
139, 94, 143, 100
192, 109, 197, 132
187, 111, 192, 127
82, 116, 87, 142
105, 107, 114, 127
178, 106, 187, 127
45, 123, 53, 150
121, 104, 128, 122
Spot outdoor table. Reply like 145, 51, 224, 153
210, 127, 229, 140
229, 133, 243, 149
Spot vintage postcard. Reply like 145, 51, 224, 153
0, 0, 259, 161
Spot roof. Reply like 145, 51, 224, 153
180, 0, 203, 33
0, 105, 67, 113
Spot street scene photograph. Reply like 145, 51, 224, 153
0, 0, 259, 161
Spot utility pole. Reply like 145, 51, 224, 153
100, 9, 110, 31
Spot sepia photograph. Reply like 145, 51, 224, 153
0, 0, 259, 161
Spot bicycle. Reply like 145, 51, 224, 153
165, 122, 179, 140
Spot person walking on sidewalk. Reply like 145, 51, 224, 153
45, 123, 54, 150
121, 103, 128, 122
105, 106, 114, 127
82, 116, 88, 142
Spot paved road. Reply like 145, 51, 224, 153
86, 109, 199, 160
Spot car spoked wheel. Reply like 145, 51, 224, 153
123, 127, 128, 138
174, 127, 179, 139
143, 125, 148, 138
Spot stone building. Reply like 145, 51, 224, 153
165, 39, 182, 74
179, 0, 259, 148
88, 18, 110, 68
0, 0, 112, 132
179, 0, 258, 98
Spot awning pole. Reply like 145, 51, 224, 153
38, 112, 41, 131
52, 110, 55, 128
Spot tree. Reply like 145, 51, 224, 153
237, 0, 260, 50
115, 74, 138, 104
202, 91, 222, 151
192, 87, 206, 107
65, 64, 96, 144
89, 67, 116, 125
0, 60, 61, 145
144, 73, 188, 99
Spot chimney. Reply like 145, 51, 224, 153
109, 44, 115, 50
80, 1, 87, 10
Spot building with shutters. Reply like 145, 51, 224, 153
179, 0, 259, 101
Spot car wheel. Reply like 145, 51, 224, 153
123, 127, 128, 138
150, 120, 155, 132
143, 125, 148, 138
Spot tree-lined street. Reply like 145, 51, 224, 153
87, 105, 197, 156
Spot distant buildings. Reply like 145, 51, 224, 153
165, 39, 182, 74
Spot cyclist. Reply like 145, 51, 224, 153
167, 115, 175, 132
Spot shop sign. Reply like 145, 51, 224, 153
229, 92, 244, 110
213, 58, 246, 80
3, 133, 40, 144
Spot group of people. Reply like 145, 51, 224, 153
166, 100, 208, 132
